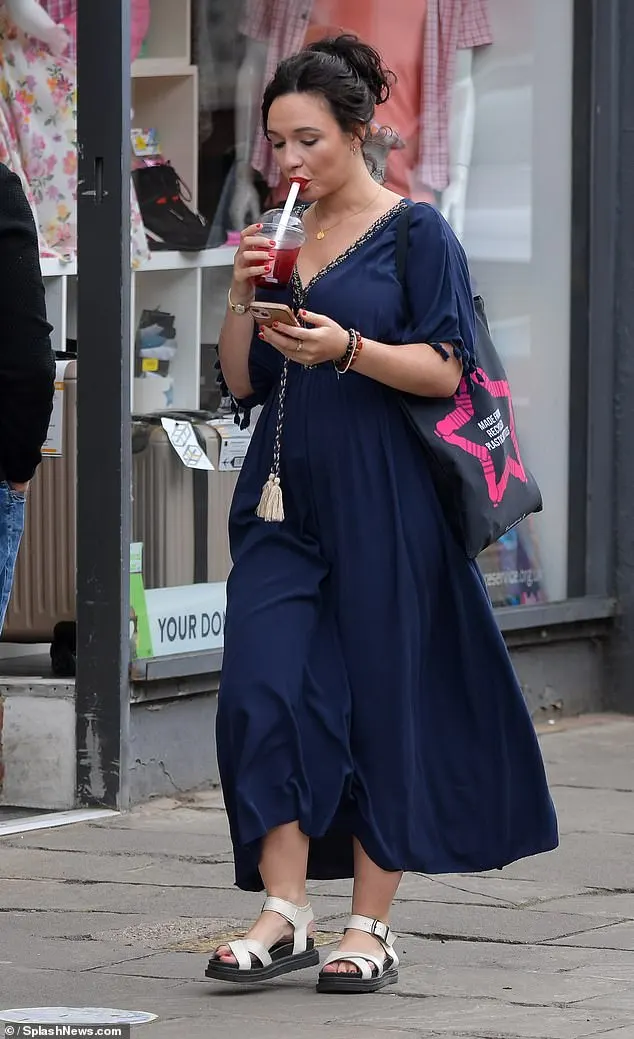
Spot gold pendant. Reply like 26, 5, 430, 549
316, 229, 326, 240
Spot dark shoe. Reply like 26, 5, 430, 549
132, 164, 209, 252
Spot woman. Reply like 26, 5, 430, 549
207, 35, 558, 994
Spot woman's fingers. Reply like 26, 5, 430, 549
267, 322, 304, 340
297, 309, 331, 327
241, 234, 275, 251
234, 235, 277, 282
240, 222, 264, 238
240, 248, 275, 266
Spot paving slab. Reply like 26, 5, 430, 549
2, 827, 231, 858
101, 805, 230, 836
381, 900, 621, 945
540, 721, 634, 791
0, 934, 154, 972
593, 1030, 634, 1039
378, 935, 634, 973
0, 879, 346, 924
1, 719, 634, 1039
395, 962, 627, 1006
0, 847, 239, 888
486, 833, 634, 888
0, 963, 186, 1010
568, 959, 634, 981
575, 991, 634, 1012
548, 921, 634, 951
535, 892, 634, 918
131, 1021, 421, 1039
549, 786, 634, 835
324, 996, 630, 1039
396, 874, 588, 908
308, 873, 508, 907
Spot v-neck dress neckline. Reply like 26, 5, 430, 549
292, 200, 409, 305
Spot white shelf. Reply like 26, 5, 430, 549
132, 59, 195, 79
139, 247, 236, 271
41, 258, 76, 278
41, 248, 235, 281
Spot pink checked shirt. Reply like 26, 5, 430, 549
241, 0, 492, 193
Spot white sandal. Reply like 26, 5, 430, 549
316, 914, 399, 994
204, 896, 319, 984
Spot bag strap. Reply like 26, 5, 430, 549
395, 204, 415, 320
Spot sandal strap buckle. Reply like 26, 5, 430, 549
346, 914, 393, 946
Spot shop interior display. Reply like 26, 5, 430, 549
132, 163, 210, 252
30, 0, 235, 416
2, 0, 571, 655
0, 0, 150, 264
228, 0, 492, 240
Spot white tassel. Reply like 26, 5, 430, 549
256, 474, 274, 519
256, 474, 284, 522
264, 476, 284, 522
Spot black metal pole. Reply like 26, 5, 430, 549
76, 0, 132, 808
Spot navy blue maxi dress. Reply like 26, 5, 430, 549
217, 200, 558, 892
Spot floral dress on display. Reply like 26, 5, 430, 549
0, 7, 149, 264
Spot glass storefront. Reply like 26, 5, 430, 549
465, 0, 574, 606
1, 0, 576, 671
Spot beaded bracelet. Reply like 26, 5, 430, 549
334, 329, 363, 374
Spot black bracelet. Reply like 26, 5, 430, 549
333, 329, 355, 373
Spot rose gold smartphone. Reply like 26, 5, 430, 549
249, 302, 299, 328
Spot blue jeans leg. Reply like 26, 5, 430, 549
0, 482, 26, 634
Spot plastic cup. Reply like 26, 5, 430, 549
253, 209, 306, 289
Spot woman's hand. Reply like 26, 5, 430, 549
258, 309, 349, 366
230, 223, 277, 305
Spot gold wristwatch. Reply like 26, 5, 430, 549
227, 288, 253, 316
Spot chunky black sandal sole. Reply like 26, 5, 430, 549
316, 966, 398, 994
205, 937, 319, 984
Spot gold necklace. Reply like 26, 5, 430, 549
312, 184, 384, 240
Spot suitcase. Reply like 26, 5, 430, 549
131, 413, 241, 589
3, 362, 77, 641
4, 396, 240, 643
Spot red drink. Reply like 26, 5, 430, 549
252, 209, 306, 290
253, 246, 301, 289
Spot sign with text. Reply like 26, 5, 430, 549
143, 582, 227, 657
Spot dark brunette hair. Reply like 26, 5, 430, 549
262, 34, 395, 142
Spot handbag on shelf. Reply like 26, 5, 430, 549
395, 206, 542, 559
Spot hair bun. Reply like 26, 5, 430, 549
308, 34, 394, 107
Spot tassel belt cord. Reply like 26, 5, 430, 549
256, 330, 364, 523
256, 358, 288, 523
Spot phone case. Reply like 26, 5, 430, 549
249, 304, 298, 327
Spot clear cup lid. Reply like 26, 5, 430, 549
260, 209, 306, 242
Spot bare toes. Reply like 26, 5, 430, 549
215, 945, 236, 964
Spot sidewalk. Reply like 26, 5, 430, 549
1, 715, 634, 1039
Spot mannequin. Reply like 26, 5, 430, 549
231, 35, 267, 229
4, 0, 68, 54
418, 48, 476, 242
440, 50, 475, 241
231, 0, 491, 236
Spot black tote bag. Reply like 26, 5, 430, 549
395, 207, 542, 559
